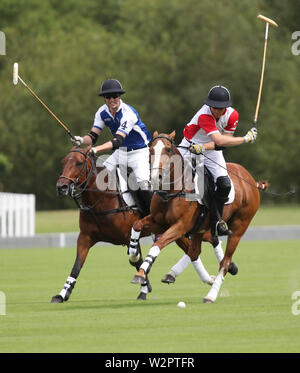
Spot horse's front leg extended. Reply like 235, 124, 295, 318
51, 233, 94, 303
131, 221, 186, 285
128, 215, 155, 263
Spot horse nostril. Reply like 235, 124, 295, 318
56, 184, 69, 197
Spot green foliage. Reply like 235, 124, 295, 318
0, 0, 299, 208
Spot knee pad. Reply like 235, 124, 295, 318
216, 176, 231, 198
138, 180, 152, 191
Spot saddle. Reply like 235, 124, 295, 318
186, 164, 235, 236
184, 166, 215, 236
116, 167, 152, 217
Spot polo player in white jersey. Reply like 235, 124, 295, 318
178, 85, 257, 237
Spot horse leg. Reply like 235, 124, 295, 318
128, 215, 159, 300
161, 236, 214, 285
203, 216, 247, 303
202, 231, 238, 276
128, 215, 155, 258
51, 233, 94, 303
128, 242, 152, 300
131, 221, 186, 285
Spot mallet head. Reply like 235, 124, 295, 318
257, 14, 278, 27
13, 62, 19, 85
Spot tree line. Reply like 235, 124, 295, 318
0, 0, 299, 209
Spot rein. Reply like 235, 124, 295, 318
151, 135, 295, 199
176, 145, 295, 197
60, 149, 135, 218
151, 135, 186, 199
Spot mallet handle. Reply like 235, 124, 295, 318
254, 23, 269, 126
21, 79, 75, 139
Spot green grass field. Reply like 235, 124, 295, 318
35, 205, 300, 233
1, 239, 300, 353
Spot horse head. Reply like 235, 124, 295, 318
150, 131, 184, 191
56, 146, 94, 198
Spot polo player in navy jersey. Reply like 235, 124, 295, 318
72, 79, 152, 217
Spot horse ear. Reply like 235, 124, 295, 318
169, 130, 176, 139
153, 130, 159, 138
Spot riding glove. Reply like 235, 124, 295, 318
244, 128, 257, 143
71, 136, 84, 146
189, 144, 205, 155
89, 147, 98, 156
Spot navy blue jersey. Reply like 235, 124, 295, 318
93, 100, 151, 150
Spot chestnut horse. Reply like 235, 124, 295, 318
51, 146, 211, 302
130, 132, 268, 303
51, 146, 155, 302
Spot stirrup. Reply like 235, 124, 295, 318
216, 220, 232, 236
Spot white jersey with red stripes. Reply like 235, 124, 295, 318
183, 104, 239, 144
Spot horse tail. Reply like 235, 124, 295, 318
256, 180, 270, 191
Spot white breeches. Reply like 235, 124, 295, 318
103, 147, 150, 183
178, 138, 228, 182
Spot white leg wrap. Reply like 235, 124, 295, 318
192, 257, 212, 284
131, 228, 141, 240
171, 254, 191, 277
214, 240, 224, 263
140, 283, 149, 294
59, 276, 76, 299
204, 268, 224, 302
129, 228, 141, 256
140, 245, 160, 273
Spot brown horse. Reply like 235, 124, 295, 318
51, 146, 208, 302
51, 146, 155, 302
130, 131, 268, 303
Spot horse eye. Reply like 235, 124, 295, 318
76, 162, 83, 167
166, 148, 171, 154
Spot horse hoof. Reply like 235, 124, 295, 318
131, 275, 145, 285
161, 274, 176, 284
203, 297, 214, 304
137, 292, 147, 300
228, 262, 238, 276
51, 295, 64, 303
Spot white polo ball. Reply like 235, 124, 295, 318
177, 301, 186, 309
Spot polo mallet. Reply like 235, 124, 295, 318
13, 62, 76, 140
253, 15, 278, 128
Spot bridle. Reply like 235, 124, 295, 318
58, 149, 95, 198
150, 135, 186, 200
150, 135, 176, 156
58, 149, 135, 220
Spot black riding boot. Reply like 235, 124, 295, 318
135, 181, 153, 217
211, 197, 232, 237
211, 176, 232, 237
